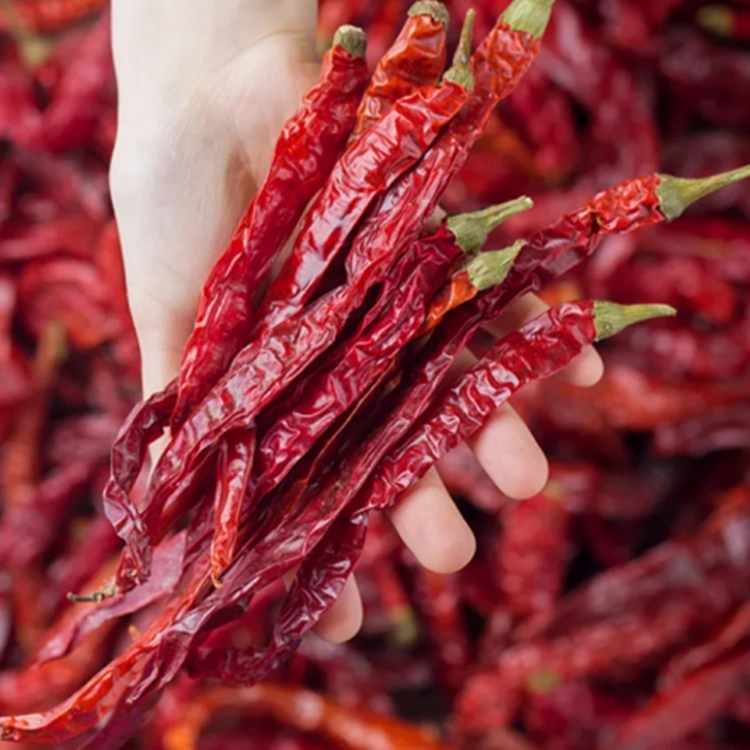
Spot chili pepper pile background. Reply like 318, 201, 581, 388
0, 0, 749, 748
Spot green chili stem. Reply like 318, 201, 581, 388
466, 240, 525, 291
593, 302, 676, 342
333, 25, 368, 58
443, 10, 476, 89
408, 0, 451, 27
447, 197, 533, 255
656, 164, 750, 221
501, 0, 557, 39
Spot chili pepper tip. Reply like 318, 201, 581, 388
501, 0, 557, 39
696, 5, 733, 37
443, 11, 476, 90
408, 1, 450, 28
333, 25, 367, 58
656, 164, 750, 221
467, 240, 524, 292
593, 302, 676, 342
447, 197, 533, 254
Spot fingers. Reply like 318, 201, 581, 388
467, 403, 549, 500
483, 293, 604, 387
436, 443, 508, 513
389, 467, 477, 575
314, 574, 364, 644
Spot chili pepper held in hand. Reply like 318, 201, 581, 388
360, 303, 675, 515
251, 200, 528, 504
253, 19, 475, 335
119, 25, 478, 590
173, 27, 369, 427
353, 1, 450, 137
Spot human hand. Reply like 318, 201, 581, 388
111, 0, 603, 644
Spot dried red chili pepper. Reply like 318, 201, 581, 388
162, 683, 452, 750
609, 645, 750, 750
353, 1, 450, 137
411, 566, 471, 693
253, 15, 475, 339
458, 491, 750, 728
251, 201, 525, 504
173, 28, 369, 426
360, 303, 674, 515
498, 479, 570, 622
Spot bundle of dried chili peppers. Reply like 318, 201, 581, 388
0, 0, 749, 749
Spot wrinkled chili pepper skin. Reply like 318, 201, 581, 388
254, 79, 470, 337
361, 302, 598, 513
251, 226, 461, 500
609, 646, 750, 750
172, 42, 369, 427
499, 482, 570, 621
354, 7, 448, 137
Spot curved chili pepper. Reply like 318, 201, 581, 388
359, 302, 674, 515
353, 1, 450, 138
172, 27, 369, 427
118, 30, 477, 590
499, 480, 570, 622
160, 683, 452, 750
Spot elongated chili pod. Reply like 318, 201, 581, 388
251, 204, 525, 503
172, 26, 369, 427
354, 1, 450, 137
358, 302, 675, 514
253, 38, 474, 338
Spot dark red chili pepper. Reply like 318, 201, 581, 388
159, 683, 452, 750
609, 645, 750, 750
411, 566, 471, 693
172, 28, 369, 426
369, 557, 419, 646
499, 480, 570, 622
359, 303, 673, 515
251, 201, 524, 505
458, 490, 750, 726
654, 402, 750, 457
253, 18, 474, 339
353, 1, 450, 137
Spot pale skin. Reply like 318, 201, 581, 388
111, 0, 603, 643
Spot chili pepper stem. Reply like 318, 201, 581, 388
447, 197, 533, 254
696, 5, 733, 36
408, 0, 450, 27
656, 165, 750, 221
443, 10, 475, 89
67, 579, 118, 604
467, 240, 525, 292
333, 25, 368, 58
0, 0, 53, 66
593, 302, 676, 341
501, 0, 557, 39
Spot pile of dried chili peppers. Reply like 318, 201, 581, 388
0, 0, 749, 748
